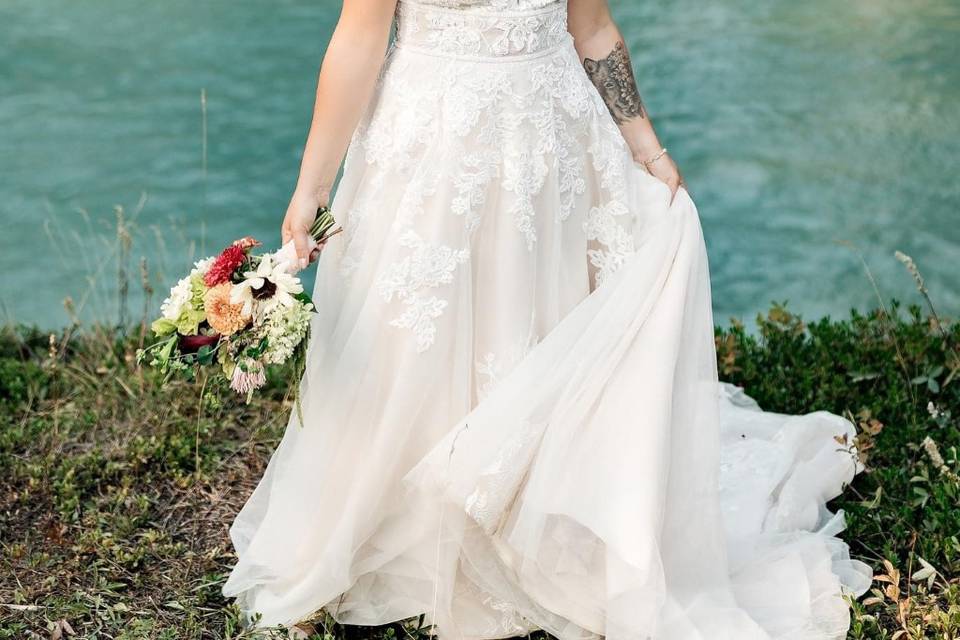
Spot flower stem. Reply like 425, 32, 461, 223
309, 206, 339, 242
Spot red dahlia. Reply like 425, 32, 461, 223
204, 244, 248, 287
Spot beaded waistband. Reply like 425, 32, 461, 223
394, 1, 569, 60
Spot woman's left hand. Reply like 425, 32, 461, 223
643, 152, 685, 202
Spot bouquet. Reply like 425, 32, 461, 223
138, 207, 339, 400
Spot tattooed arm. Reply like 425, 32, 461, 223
282, 0, 398, 267
568, 0, 683, 197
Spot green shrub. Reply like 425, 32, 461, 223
717, 301, 960, 638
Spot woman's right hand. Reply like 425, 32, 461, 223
281, 191, 328, 270
278, 0, 397, 269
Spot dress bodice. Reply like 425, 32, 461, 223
399, 0, 563, 11
394, 0, 569, 59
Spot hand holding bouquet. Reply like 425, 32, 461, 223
138, 207, 339, 400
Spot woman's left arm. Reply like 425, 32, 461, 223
567, 0, 683, 197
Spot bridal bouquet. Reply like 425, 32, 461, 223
138, 208, 339, 400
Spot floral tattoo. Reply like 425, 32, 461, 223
583, 42, 647, 125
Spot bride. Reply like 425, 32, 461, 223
222, 0, 872, 638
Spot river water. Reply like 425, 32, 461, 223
1, 0, 958, 328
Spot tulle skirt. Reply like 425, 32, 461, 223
223, 14, 871, 639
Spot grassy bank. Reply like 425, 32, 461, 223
1, 297, 958, 639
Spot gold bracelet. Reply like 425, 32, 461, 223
641, 147, 668, 167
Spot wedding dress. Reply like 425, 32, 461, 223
223, 1, 872, 638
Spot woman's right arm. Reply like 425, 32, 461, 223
282, 0, 398, 268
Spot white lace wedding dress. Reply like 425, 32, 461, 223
222, 1, 872, 638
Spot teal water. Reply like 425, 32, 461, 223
1, 0, 958, 328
